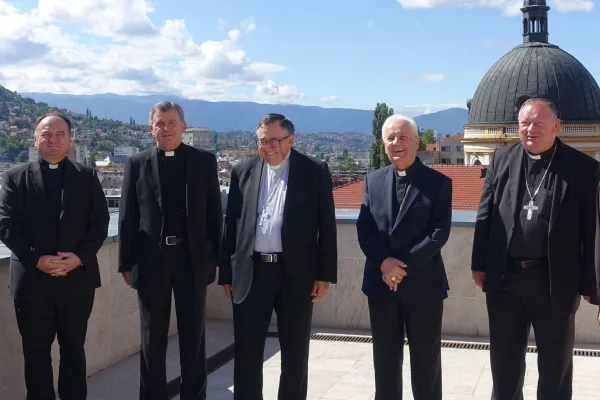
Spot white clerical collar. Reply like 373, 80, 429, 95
397, 170, 406, 177
268, 150, 291, 171
165, 151, 175, 157
49, 163, 59, 169
525, 150, 541, 160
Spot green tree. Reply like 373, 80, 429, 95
419, 129, 436, 151
16, 150, 29, 162
370, 103, 394, 169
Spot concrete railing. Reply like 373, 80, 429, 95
1, 220, 599, 397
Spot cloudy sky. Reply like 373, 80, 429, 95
1, 0, 599, 115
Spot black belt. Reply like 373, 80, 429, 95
254, 252, 283, 263
164, 236, 184, 246
508, 258, 547, 269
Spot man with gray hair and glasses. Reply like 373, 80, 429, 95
219, 113, 337, 399
118, 101, 222, 399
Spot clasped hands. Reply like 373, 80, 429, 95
36, 252, 81, 277
381, 257, 407, 292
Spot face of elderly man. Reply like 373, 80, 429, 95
256, 122, 294, 166
34, 115, 72, 163
382, 117, 420, 171
518, 100, 560, 155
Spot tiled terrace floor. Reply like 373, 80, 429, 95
87, 321, 600, 400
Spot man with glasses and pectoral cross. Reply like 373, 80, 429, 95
219, 113, 337, 400
471, 97, 600, 399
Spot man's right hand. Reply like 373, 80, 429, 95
472, 271, 485, 290
380, 257, 407, 291
222, 284, 232, 299
36, 255, 66, 276
122, 272, 130, 286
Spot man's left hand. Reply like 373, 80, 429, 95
51, 252, 82, 276
311, 281, 330, 302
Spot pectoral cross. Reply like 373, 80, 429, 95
524, 200, 538, 220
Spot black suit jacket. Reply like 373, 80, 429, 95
357, 160, 452, 303
0, 158, 109, 299
219, 148, 338, 304
471, 139, 600, 313
118, 144, 223, 290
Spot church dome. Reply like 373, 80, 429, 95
467, 1, 600, 125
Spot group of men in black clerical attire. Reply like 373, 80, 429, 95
1, 96, 599, 400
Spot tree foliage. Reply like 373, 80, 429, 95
370, 103, 394, 169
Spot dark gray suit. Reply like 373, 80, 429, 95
219, 148, 337, 400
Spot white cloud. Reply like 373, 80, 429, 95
240, 17, 257, 33
321, 96, 338, 102
396, 0, 594, 16
254, 80, 302, 104
417, 73, 445, 83
0, 1, 297, 103
38, 0, 156, 37
217, 18, 227, 31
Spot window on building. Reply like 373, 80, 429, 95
456, 146, 463, 151
441, 146, 451, 152
441, 158, 449, 164
457, 158, 464, 164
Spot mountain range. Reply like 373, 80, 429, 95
23, 92, 468, 135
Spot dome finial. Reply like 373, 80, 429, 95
521, 0, 550, 43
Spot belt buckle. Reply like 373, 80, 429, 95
262, 253, 277, 262
165, 236, 177, 246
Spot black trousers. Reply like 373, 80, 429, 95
486, 264, 575, 400
137, 244, 207, 400
14, 282, 95, 400
368, 295, 443, 400
232, 258, 314, 400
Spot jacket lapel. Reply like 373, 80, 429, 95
59, 159, 77, 221
282, 149, 298, 224
246, 158, 264, 239
549, 143, 568, 235
383, 166, 394, 228
508, 144, 524, 222
28, 161, 49, 215
146, 148, 164, 213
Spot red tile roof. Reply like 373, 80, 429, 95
332, 165, 486, 211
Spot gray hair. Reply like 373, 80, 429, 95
149, 101, 185, 124
381, 114, 419, 138
256, 113, 295, 136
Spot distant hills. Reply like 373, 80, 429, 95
23, 92, 469, 135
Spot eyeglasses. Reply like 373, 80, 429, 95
256, 136, 290, 147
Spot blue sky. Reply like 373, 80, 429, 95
1, 0, 599, 116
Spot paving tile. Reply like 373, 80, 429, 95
322, 383, 375, 400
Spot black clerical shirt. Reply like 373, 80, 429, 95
39, 158, 65, 223
508, 142, 557, 260
157, 146, 187, 238
392, 160, 419, 220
